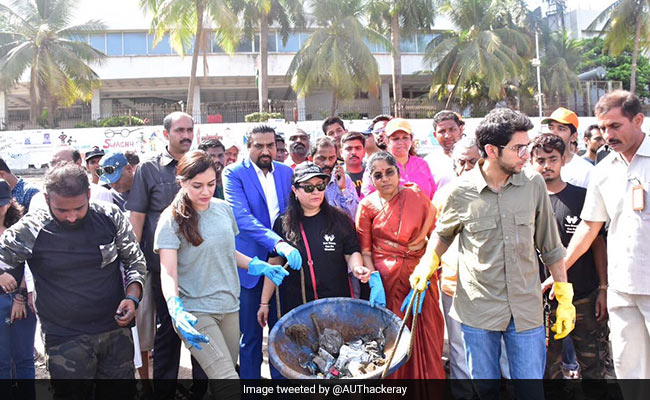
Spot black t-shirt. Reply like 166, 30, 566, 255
272, 210, 360, 315
346, 168, 365, 197
547, 184, 601, 299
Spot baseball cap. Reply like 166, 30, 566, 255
0, 179, 10, 206
97, 153, 128, 184
362, 123, 373, 136
384, 118, 412, 137
541, 107, 579, 131
292, 162, 329, 184
85, 146, 105, 162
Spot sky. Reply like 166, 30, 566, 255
527, 0, 615, 12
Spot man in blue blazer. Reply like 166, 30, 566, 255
223, 125, 302, 379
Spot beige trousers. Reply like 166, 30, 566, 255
608, 288, 650, 379
185, 311, 240, 379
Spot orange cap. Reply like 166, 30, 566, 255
541, 107, 579, 130
384, 118, 412, 137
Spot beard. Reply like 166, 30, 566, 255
50, 208, 87, 230
255, 155, 273, 170
290, 142, 308, 158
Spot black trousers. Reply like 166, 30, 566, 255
150, 271, 208, 400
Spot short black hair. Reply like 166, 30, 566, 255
595, 90, 642, 120
367, 151, 400, 177
583, 124, 600, 140
124, 151, 140, 166
246, 125, 276, 148
198, 139, 226, 152
310, 136, 337, 157
71, 150, 82, 164
371, 114, 392, 126
530, 133, 566, 158
433, 110, 463, 129
341, 131, 366, 146
475, 108, 533, 157
44, 162, 90, 197
0, 158, 10, 174
322, 117, 345, 134
163, 111, 193, 132
275, 134, 285, 144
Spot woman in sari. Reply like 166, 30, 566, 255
356, 152, 445, 379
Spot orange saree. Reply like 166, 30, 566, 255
356, 183, 445, 379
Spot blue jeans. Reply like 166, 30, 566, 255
461, 318, 545, 400
0, 293, 37, 379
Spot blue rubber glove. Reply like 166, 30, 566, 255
167, 296, 209, 349
275, 241, 302, 270
368, 271, 386, 308
247, 256, 290, 286
400, 283, 428, 315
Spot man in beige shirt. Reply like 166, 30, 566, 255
410, 108, 575, 399
564, 90, 650, 381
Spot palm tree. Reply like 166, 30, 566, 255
140, 0, 240, 118
231, 0, 305, 112
422, 0, 531, 108
587, 0, 650, 93
0, 0, 105, 125
542, 30, 581, 105
367, 0, 435, 117
287, 0, 384, 115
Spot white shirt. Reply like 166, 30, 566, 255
424, 147, 456, 190
561, 154, 593, 188
251, 161, 280, 227
581, 134, 650, 295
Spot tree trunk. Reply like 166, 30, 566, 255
186, 0, 205, 118
29, 68, 39, 123
259, 13, 269, 112
330, 91, 338, 116
46, 96, 56, 128
390, 13, 403, 117
629, 10, 642, 94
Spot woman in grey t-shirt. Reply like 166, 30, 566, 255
154, 151, 289, 391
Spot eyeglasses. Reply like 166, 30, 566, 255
96, 165, 119, 176
297, 182, 327, 193
371, 168, 397, 181
497, 143, 529, 158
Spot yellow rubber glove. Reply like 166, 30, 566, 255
409, 250, 440, 292
551, 282, 576, 340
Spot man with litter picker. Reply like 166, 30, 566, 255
409, 108, 575, 399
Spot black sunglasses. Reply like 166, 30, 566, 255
371, 168, 397, 181
96, 165, 118, 176
297, 182, 327, 193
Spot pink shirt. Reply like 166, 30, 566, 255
361, 155, 437, 200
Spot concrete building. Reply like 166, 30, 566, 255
0, 0, 450, 129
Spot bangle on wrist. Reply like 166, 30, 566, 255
125, 294, 140, 309
598, 284, 608, 291
259, 303, 269, 307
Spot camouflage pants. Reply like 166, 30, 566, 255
545, 290, 615, 379
45, 327, 135, 379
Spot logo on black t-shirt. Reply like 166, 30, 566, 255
323, 234, 336, 251
564, 215, 579, 234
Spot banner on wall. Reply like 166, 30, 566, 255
3, 116, 628, 171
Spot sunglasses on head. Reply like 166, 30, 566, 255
371, 168, 397, 181
296, 182, 327, 193
96, 165, 118, 176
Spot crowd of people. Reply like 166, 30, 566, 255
0, 89, 648, 400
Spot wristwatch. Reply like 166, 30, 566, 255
125, 295, 140, 309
